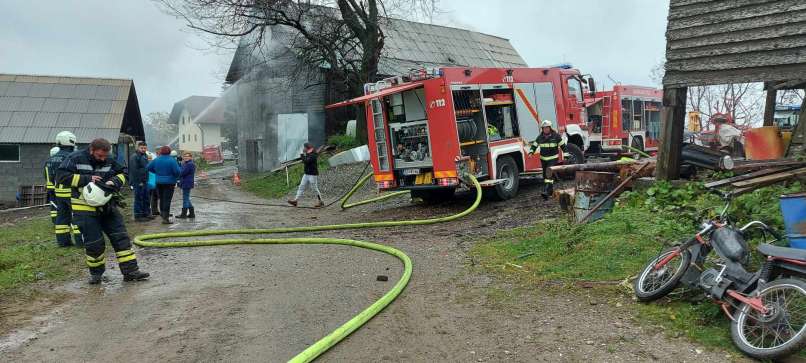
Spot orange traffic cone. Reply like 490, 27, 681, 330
233, 170, 241, 186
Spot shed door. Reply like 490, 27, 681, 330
278, 113, 309, 163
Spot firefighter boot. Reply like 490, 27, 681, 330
161, 212, 173, 224
541, 183, 550, 200
123, 269, 150, 282
176, 208, 188, 219
88, 274, 103, 285
188, 207, 195, 219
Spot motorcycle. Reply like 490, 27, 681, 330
633, 191, 806, 359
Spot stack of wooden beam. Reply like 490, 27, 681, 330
705, 161, 806, 195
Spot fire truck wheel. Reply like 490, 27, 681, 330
492, 156, 519, 200
411, 188, 455, 204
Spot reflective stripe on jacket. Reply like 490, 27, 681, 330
56, 148, 127, 212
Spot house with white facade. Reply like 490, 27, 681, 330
168, 95, 226, 153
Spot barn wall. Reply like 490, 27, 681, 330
663, 0, 806, 87
224, 33, 327, 173
0, 144, 53, 203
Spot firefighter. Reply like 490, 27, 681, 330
48, 132, 83, 247
57, 138, 149, 284
46, 147, 59, 228
529, 120, 567, 200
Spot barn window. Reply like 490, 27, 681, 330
182, 135, 185, 143
0, 144, 21, 162
194, 134, 198, 142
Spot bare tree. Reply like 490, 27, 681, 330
686, 83, 765, 129
156, 0, 438, 141
777, 89, 805, 105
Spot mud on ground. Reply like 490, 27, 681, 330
1, 165, 746, 362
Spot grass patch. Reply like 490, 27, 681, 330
0, 217, 83, 293
242, 156, 329, 199
0, 193, 148, 294
327, 133, 360, 150
472, 180, 804, 354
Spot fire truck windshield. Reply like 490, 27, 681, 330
567, 77, 584, 102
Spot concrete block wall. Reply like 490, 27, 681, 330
0, 144, 52, 203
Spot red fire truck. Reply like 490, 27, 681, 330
586, 85, 663, 153
328, 66, 602, 201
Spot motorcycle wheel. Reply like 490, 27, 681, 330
633, 247, 691, 302
730, 278, 806, 360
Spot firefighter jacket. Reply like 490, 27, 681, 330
46, 146, 75, 199
56, 149, 127, 212
531, 131, 567, 161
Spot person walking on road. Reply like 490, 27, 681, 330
288, 142, 325, 208
529, 120, 567, 200
147, 146, 181, 224
57, 138, 149, 284
47, 131, 83, 247
129, 142, 153, 222
176, 152, 196, 219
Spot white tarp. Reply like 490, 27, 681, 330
328, 145, 370, 167
278, 113, 309, 162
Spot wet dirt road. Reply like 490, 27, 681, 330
2, 167, 743, 362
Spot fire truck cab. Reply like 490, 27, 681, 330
328, 66, 597, 201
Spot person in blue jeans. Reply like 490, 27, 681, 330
129, 142, 153, 222
147, 146, 181, 224
176, 152, 196, 219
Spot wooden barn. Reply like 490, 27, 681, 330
657, 0, 806, 179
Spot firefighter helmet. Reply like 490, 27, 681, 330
82, 182, 113, 207
49, 146, 59, 157
541, 120, 553, 129
55, 131, 77, 147
170, 150, 178, 157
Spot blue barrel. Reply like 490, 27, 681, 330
780, 193, 806, 249
788, 234, 806, 249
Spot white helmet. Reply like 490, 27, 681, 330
55, 131, 77, 147
541, 120, 553, 129
82, 182, 113, 207
49, 146, 59, 157
170, 150, 178, 157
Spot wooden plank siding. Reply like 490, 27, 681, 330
663, 0, 806, 87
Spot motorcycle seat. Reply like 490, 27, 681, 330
757, 243, 806, 261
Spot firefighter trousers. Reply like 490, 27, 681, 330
54, 197, 83, 247
73, 206, 139, 276
540, 158, 558, 195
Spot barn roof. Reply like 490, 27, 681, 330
226, 16, 528, 83
167, 95, 217, 124
663, 0, 806, 87
0, 74, 144, 144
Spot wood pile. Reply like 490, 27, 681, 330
705, 159, 806, 195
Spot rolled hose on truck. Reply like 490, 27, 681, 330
134, 174, 482, 363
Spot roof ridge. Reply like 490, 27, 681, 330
0, 73, 133, 82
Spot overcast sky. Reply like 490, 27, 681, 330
0, 0, 669, 117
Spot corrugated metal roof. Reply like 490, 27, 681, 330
0, 74, 137, 144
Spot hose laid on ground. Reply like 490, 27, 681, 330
133, 175, 481, 363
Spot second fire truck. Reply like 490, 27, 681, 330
328, 66, 660, 201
